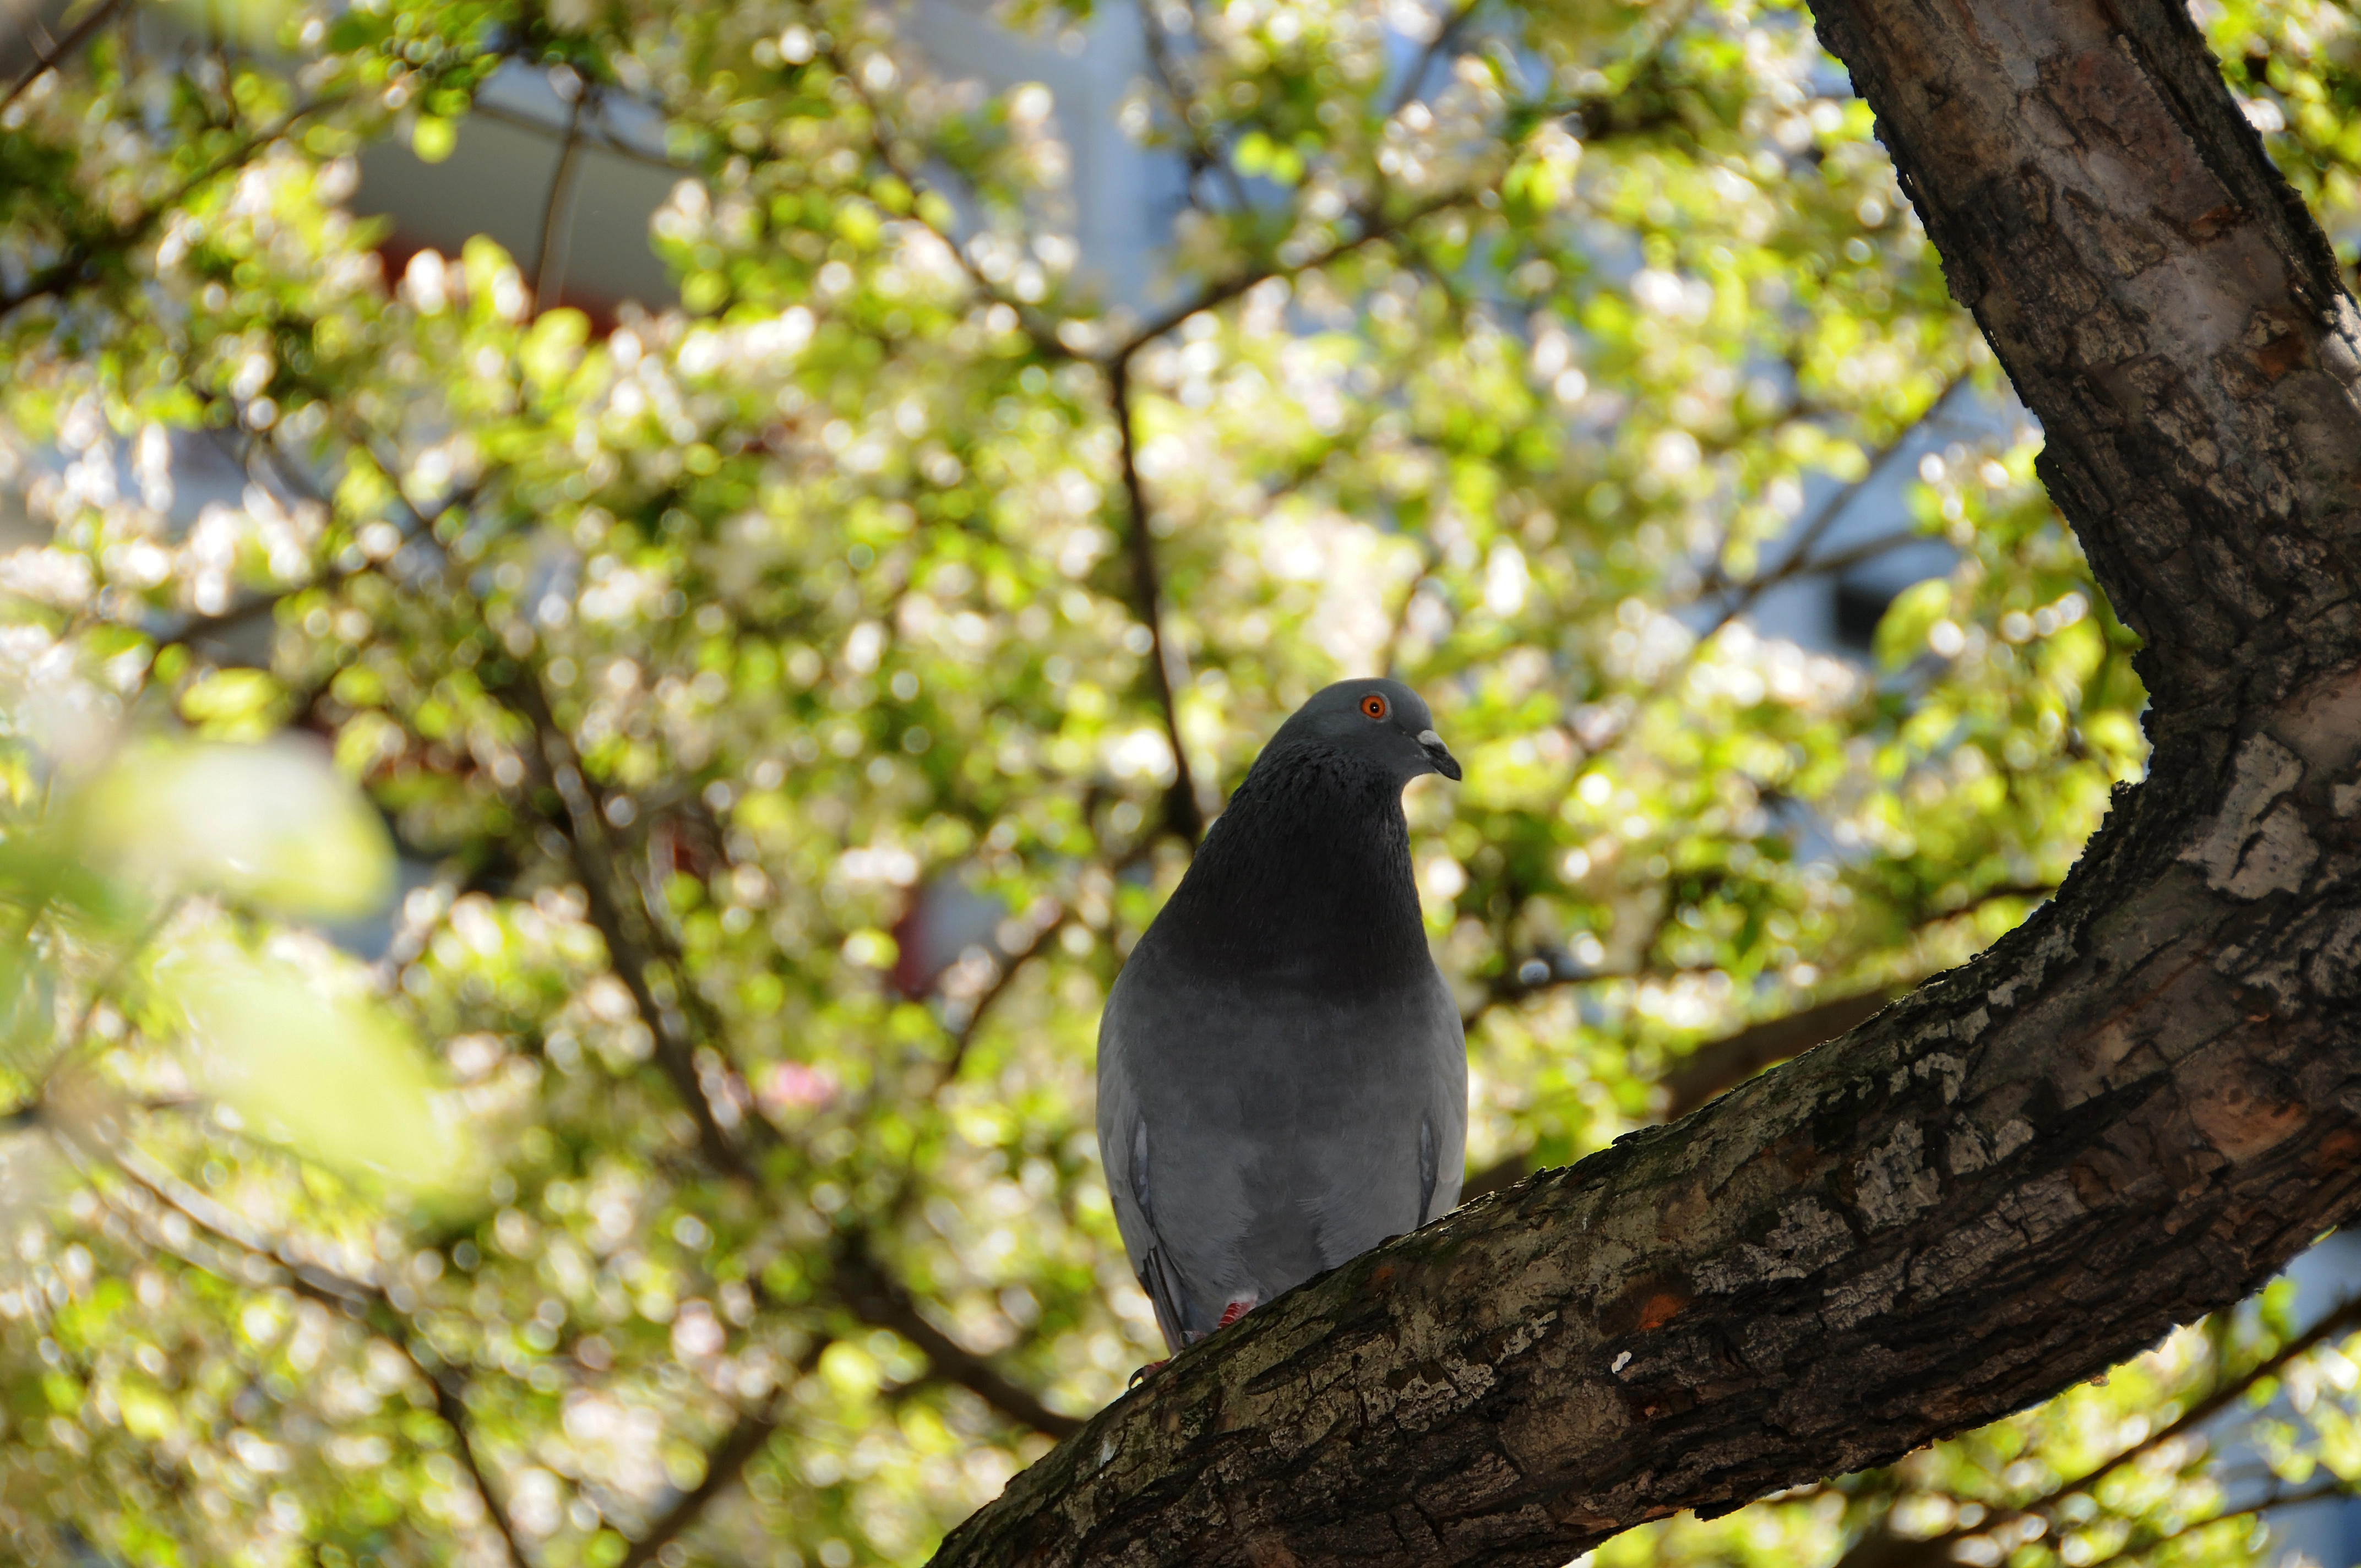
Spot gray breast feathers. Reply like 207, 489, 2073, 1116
1096, 958, 1465, 1352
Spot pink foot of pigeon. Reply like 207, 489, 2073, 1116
1217, 1295, 1258, 1329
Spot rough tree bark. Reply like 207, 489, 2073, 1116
928, 2, 2361, 1564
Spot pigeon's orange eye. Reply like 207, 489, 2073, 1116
1360, 693, 1389, 720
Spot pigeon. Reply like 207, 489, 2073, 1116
1096, 677, 1466, 1353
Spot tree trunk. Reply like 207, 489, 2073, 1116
928, 2, 2361, 1563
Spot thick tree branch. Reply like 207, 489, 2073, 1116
926, 2, 2361, 1562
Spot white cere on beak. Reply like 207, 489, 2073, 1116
1417, 729, 1442, 748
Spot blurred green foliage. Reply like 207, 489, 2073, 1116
0, 0, 2358, 1562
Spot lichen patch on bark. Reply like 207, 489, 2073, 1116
2183, 733, 2315, 895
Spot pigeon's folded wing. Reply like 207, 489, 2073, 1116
1096, 1012, 1201, 1351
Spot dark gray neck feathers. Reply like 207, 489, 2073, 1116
1143, 739, 1428, 989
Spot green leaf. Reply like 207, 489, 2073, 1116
521, 307, 591, 389
158, 0, 295, 46
177, 668, 290, 739
167, 941, 472, 1197
79, 739, 395, 920
1875, 578, 1955, 671
412, 116, 458, 165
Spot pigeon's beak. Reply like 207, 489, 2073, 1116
1417, 728, 1462, 781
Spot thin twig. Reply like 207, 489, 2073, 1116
112, 1147, 385, 1302
1834, 1297, 2361, 1568
0, 0, 58, 63
1136, 0, 1251, 214
2073, 1479, 2355, 1568
1389, 0, 1483, 118
1659, 990, 1897, 1118
1108, 355, 1204, 842
1765, 528, 1935, 585
614, 1393, 787, 1568
1, 0, 132, 114
244, 435, 771, 1196
1114, 185, 1476, 358
69, 1145, 534, 1568
58, 894, 182, 1058
2035, 1294, 2361, 1513
0, 90, 355, 318
501, 668, 763, 1181
1479, 873, 2055, 1037
145, 474, 455, 657
1495, 374, 1974, 792
1083, 81, 1629, 855
614, 1336, 834, 1568
490, 687, 1080, 1437
432, 1376, 536, 1568
820, 40, 1069, 358
470, 97, 684, 173
936, 906, 1070, 1090
831, 1233, 1085, 1440
1379, 538, 1443, 680
532, 86, 590, 312
1465, 879, 2068, 1194
278, 386, 1085, 1444
1693, 375, 1968, 622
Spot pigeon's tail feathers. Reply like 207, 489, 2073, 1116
1417, 1112, 1440, 1227
1136, 1244, 1196, 1353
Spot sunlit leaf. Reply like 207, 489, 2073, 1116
168, 942, 472, 1197
80, 739, 395, 921
412, 116, 458, 164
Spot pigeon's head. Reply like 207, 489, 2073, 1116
1271, 678, 1462, 785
